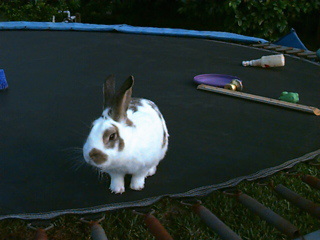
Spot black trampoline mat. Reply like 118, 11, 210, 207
0, 31, 319, 220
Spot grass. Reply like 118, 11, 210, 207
0, 162, 319, 240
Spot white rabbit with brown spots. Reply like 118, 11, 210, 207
83, 75, 169, 194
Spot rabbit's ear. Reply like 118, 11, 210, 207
103, 74, 116, 109
112, 76, 134, 122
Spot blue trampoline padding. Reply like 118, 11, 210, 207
274, 28, 308, 50
0, 21, 268, 44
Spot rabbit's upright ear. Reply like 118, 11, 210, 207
112, 76, 134, 122
103, 74, 116, 109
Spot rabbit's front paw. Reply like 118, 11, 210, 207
147, 166, 157, 177
130, 176, 145, 191
110, 175, 125, 194
110, 184, 125, 194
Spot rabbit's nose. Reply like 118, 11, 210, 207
89, 148, 108, 165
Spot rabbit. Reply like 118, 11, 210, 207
83, 75, 169, 194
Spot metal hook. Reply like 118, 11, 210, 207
80, 215, 105, 224
27, 222, 54, 232
132, 208, 155, 216
180, 198, 202, 207
222, 188, 242, 197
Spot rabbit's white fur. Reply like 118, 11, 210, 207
83, 75, 168, 194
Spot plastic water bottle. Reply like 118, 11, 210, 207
242, 54, 285, 68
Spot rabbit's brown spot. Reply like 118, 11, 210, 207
162, 130, 167, 148
119, 138, 125, 151
113, 125, 125, 151
103, 127, 117, 147
145, 99, 167, 148
147, 100, 163, 119
126, 118, 134, 127
103, 125, 125, 151
89, 148, 108, 164
129, 98, 143, 113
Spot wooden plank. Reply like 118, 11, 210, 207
197, 84, 320, 116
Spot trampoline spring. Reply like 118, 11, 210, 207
89, 222, 109, 240
274, 184, 320, 219
275, 46, 294, 52
297, 51, 317, 57
263, 45, 283, 50
191, 203, 243, 240
286, 49, 305, 54
133, 209, 173, 240
181, 199, 242, 240
251, 43, 270, 48
33, 229, 49, 240
236, 193, 300, 239
301, 174, 320, 191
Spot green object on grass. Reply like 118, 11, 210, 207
278, 91, 299, 103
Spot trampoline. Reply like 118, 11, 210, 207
0, 22, 319, 221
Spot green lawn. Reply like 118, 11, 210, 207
1, 162, 319, 240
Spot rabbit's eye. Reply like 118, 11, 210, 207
109, 133, 116, 141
